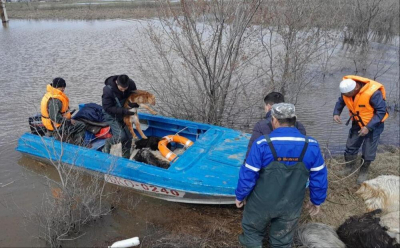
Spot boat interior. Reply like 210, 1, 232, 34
28, 109, 224, 170
84, 113, 212, 154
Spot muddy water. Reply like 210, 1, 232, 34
0, 19, 399, 246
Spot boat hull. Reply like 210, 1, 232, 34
105, 174, 236, 204
16, 113, 249, 204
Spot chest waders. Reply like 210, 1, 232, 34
240, 135, 310, 248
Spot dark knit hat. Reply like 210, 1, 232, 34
116, 75, 130, 88
52, 78, 66, 88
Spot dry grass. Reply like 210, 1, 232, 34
134, 147, 399, 247
300, 147, 399, 228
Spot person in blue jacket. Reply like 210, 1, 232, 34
236, 103, 328, 248
245, 92, 306, 158
333, 76, 388, 184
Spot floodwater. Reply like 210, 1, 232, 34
0, 19, 399, 247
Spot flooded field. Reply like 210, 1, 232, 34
5, 0, 162, 20
0, 18, 399, 247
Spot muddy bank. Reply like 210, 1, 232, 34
13, 147, 400, 247
99, 148, 399, 247
5, 1, 162, 20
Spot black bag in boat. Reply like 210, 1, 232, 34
72, 103, 108, 134
79, 119, 108, 134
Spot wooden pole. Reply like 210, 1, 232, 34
1, 0, 9, 23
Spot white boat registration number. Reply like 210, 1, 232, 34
105, 175, 185, 197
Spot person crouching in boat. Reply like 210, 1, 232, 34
235, 103, 328, 248
40, 77, 86, 145
101, 74, 139, 159
333, 75, 389, 184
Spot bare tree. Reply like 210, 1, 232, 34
133, 0, 263, 126
22, 118, 121, 247
343, 0, 382, 46
342, 0, 398, 46
27, 170, 110, 247
259, 0, 336, 104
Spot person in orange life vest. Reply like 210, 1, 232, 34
40, 78, 86, 145
333, 75, 389, 184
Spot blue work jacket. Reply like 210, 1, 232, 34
236, 127, 328, 205
245, 111, 306, 158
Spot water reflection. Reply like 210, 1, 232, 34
15, 155, 151, 247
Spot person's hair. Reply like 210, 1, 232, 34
264, 92, 284, 105
51, 77, 66, 88
117, 74, 130, 88
276, 116, 296, 126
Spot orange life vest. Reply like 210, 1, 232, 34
40, 84, 71, 131
342, 75, 389, 127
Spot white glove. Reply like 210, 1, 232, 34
128, 108, 137, 114
126, 108, 137, 116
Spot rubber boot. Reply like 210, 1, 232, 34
339, 154, 358, 176
357, 161, 371, 184
238, 233, 262, 248
122, 140, 132, 159
102, 140, 111, 153
122, 148, 131, 159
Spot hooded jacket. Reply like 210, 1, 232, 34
102, 75, 137, 120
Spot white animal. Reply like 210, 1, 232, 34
295, 223, 346, 248
110, 143, 122, 157
380, 211, 400, 244
356, 175, 400, 213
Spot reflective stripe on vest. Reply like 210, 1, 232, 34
40, 84, 71, 131
342, 75, 389, 127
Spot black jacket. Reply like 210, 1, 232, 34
102, 75, 137, 120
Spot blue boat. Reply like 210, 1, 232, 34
16, 112, 250, 204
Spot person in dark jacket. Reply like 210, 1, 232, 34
246, 92, 306, 158
101, 74, 139, 158
236, 103, 328, 248
333, 75, 388, 184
